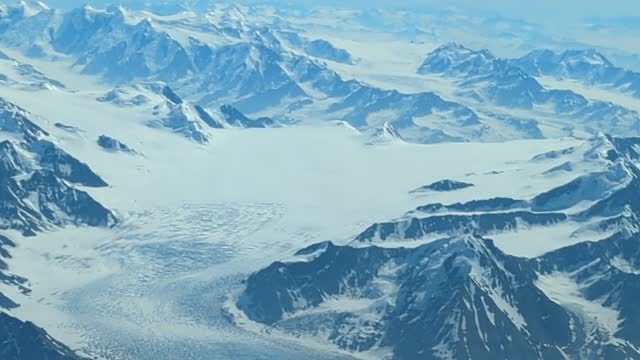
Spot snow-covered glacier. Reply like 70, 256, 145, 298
0, 1, 639, 360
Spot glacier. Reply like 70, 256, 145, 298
0, 2, 639, 360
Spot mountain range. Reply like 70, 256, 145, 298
1, 2, 640, 360
234, 134, 640, 360
1, 4, 639, 143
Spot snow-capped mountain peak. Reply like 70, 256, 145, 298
367, 121, 405, 144
4, 1, 48, 18
513, 48, 640, 98
561, 49, 612, 67
515, 48, 615, 77
418, 42, 495, 75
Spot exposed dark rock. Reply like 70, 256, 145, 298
410, 179, 474, 193
0, 312, 87, 359
220, 104, 277, 128
97, 135, 136, 154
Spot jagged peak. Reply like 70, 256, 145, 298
61, 4, 113, 28
419, 42, 496, 74
133, 16, 155, 32
523, 48, 555, 58
251, 26, 282, 50
103, 3, 141, 24
204, 4, 249, 29
427, 42, 494, 60
518, 48, 615, 71
0, 139, 32, 176
0, 97, 49, 140
367, 121, 405, 144
105, 4, 129, 15
219, 4, 248, 22
77, 3, 100, 17
559, 48, 613, 67
63, 3, 137, 28
5, 1, 48, 17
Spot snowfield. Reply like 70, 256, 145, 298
1, 3, 640, 359
0, 65, 581, 357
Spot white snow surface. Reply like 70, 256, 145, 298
0, 53, 583, 358
0, 7, 637, 357
536, 272, 623, 345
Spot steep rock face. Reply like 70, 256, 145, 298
237, 236, 578, 360
0, 312, 87, 360
380, 238, 574, 360
194, 105, 224, 129
0, 97, 48, 141
161, 85, 183, 105
148, 103, 211, 143
366, 122, 405, 144
28, 140, 108, 187
0, 99, 116, 235
0, 293, 17, 310
1, 99, 108, 187
0, 140, 32, 177
219, 104, 277, 128
238, 233, 640, 359
238, 241, 396, 325
0, 170, 117, 235
0, 234, 15, 271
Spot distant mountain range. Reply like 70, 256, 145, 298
418, 43, 640, 138
514, 49, 640, 98
1, 4, 639, 144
